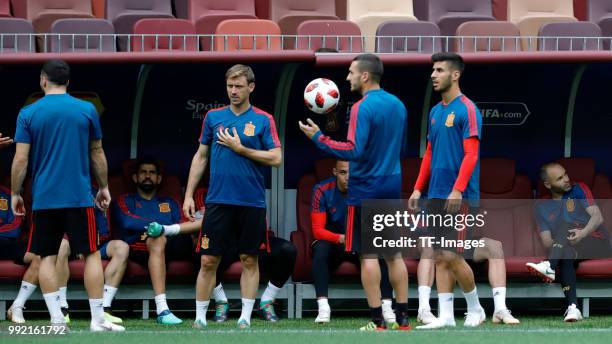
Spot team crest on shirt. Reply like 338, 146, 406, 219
201, 235, 209, 249
445, 112, 455, 127
159, 203, 171, 213
244, 122, 256, 136
566, 199, 575, 212
0, 198, 7, 211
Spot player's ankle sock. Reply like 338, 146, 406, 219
212, 284, 228, 303
369, 306, 384, 327
195, 300, 209, 324
418, 285, 432, 311
239, 298, 255, 324
43, 291, 65, 324
13, 281, 37, 308
155, 293, 169, 315
260, 282, 281, 305
492, 287, 507, 312
463, 288, 482, 313
438, 293, 454, 320
89, 298, 104, 324
317, 298, 330, 311
395, 302, 408, 321
58, 287, 69, 309
103, 285, 118, 308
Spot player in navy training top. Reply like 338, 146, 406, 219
184, 64, 282, 329
113, 157, 195, 325
309, 160, 395, 324
299, 54, 410, 331
11, 60, 121, 331
527, 162, 611, 322
409, 53, 485, 329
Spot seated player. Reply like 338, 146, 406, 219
527, 162, 611, 322
55, 187, 129, 324
146, 189, 297, 323
3, 185, 41, 323
113, 157, 197, 325
310, 160, 396, 324
416, 238, 519, 325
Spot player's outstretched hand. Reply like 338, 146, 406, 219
444, 189, 462, 214
183, 197, 196, 221
146, 222, 164, 238
408, 190, 422, 211
0, 133, 13, 149
298, 118, 320, 139
11, 194, 25, 216
95, 187, 111, 211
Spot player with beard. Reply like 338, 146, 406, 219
113, 157, 197, 325
527, 162, 611, 322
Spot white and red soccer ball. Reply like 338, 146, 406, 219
304, 78, 340, 114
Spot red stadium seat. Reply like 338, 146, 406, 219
0, 18, 35, 53
0, 0, 10, 17
111, 159, 183, 203
214, 19, 281, 51
269, 0, 339, 49
131, 18, 197, 52
296, 19, 362, 53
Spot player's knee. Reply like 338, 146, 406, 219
112, 241, 130, 261
147, 236, 167, 255
200, 255, 220, 272
485, 238, 504, 259
240, 254, 258, 270
58, 239, 71, 260
28, 254, 41, 272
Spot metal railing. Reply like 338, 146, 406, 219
0, 33, 610, 53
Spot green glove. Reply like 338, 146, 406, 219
146, 222, 164, 238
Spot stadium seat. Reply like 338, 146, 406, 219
17, 0, 94, 34
0, 0, 10, 17
413, 0, 495, 49
507, 0, 577, 51
0, 18, 35, 53
538, 22, 602, 51
131, 18, 197, 52
478, 158, 545, 278
49, 18, 115, 53
536, 157, 612, 199
296, 19, 362, 52
455, 21, 520, 52
214, 19, 281, 52
346, 0, 417, 52
268, 0, 339, 49
92, 0, 105, 18
105, 0, 174, 51
174, 0, 257, 51
587, 0, 612, 49
495, 0, 587, 21
375, 20, 441, 53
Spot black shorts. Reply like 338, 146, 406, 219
197, 204, 267, 256
0, 237, 29, 264
424, 199, 478, 259
129, 234, 195, 266
29, 207, 98, 258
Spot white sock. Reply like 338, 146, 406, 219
43, 292, 65, 324
492, 287, 507, 312
89, 298, 104, 324
418, 285, 432, 311
238, 298, 255, 324
195, 300, 209, 324
13, 281, 37, 308
438, 293, 454, 320
382, 299, 393, 313
58, 287, 69, 309
213, 284, 228, 303
163, 224, 181, 236
103, 285, 118, 308
463, 287, 482, 313
317, 298, 330, 312
260, 282, 281, 303
155, 293, 169, 315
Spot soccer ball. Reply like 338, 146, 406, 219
304, 78, 340, 114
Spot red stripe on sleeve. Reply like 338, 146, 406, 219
460, 96, 479, 138
577, 182, 595, 206
253, 107, 281, 148
0, 214, 22, 233
311, 211, 342, 243
414, 142, 432, 191
117, 194, 155, 221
